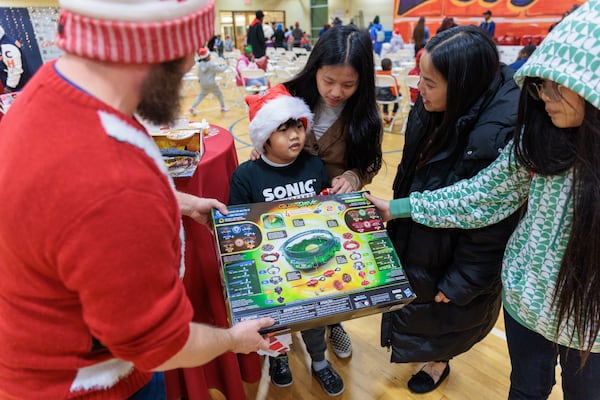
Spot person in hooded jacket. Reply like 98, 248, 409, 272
369, 3, 600, 397
246, 10, 266, 58
379, 25, 522, 394
369, 15, 384, 56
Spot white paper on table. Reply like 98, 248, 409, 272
172, 117, 190, 129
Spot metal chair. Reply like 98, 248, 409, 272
375, 74, 403, 132
240, 69, 268, 93
180, 71, 199, 97
236, 69, 269, 109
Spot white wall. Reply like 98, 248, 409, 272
215, 0, 310, 30
215, 0, 395, 32
328, 0, 394, 30
3, 0, 396, 35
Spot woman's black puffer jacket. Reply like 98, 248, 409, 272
381, 65, 523, 362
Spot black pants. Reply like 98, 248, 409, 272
301, 326, 327, 362
504, 308, 600, 399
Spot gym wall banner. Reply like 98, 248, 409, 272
392, 0, 586, 42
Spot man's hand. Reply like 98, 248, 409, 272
175, 191, 228, 226
226, 317, 275, 354
364, 193, 391, 222
153, 317, 275, 371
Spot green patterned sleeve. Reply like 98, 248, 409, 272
409, 143, 531, 229
389, 197, 411, 218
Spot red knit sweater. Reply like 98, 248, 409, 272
0, 62, 193, 399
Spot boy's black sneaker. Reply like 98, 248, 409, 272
312, 362, 344, 396
269, 355, 293, 387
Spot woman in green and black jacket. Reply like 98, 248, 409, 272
368, 2, 600, 398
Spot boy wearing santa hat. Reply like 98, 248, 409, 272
230, 83, 329, 204
229, 84, 345, 396
189, 47, 229, 115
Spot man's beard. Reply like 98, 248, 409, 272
137, 58, 186, 126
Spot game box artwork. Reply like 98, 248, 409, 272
211, 191, 416, 334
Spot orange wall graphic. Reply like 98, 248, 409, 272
393, 0, 585, 43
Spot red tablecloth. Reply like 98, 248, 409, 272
165, 125, 261, 400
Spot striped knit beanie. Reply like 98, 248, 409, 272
514, 0, 600, 109
56, 0, 215, 64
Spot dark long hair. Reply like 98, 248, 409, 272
436, 16, 457, 34
285, 24, 383, 180
413, 17, 426, 49
418, 25, 500, 164
514, 80, 600, 363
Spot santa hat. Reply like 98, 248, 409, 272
55, 0, 215, 64
246, 84, 313, 154
197, 48, 210, 60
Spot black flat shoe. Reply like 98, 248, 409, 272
407, 362, 450, 394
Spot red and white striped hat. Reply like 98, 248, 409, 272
56, 0, 215, 64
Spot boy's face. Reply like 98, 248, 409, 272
264, 119, 306, 164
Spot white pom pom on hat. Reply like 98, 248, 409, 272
56, 0, 215, 64
246, 84, 313, 154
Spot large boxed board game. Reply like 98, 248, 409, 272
211, 191, 416, 334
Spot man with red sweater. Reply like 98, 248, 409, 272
0, 1, 273, 399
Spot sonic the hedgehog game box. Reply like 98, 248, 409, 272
211, 191, 416, 333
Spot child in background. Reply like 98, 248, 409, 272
376, 58, 401, 124
224, 34, 233, 52
508, 44, 536, 71
407, 48, 424, 104
189, 48, 229, 115
389, 28, 405, 53
214, 34, 224, 58
235, 45, 268, 87
235, 45, 256, 86
229, 84, 345, 397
